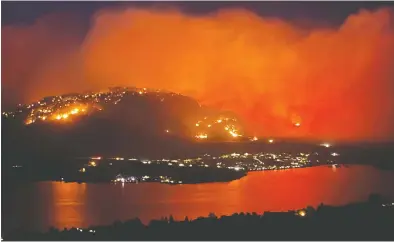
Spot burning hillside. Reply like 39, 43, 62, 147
2, 87, 248, 142
3, 6, 394, 142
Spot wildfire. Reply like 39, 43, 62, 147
70, 108, 80, 115
25, 119, 34, 125
195, 133, 208, 139
251, 136, 258, 141
229, 130, 239, 138
24, 103, 92, 125
193, 115, 244, 140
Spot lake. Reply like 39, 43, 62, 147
3, 165, 394, 235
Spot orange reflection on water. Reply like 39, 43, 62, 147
51, 182, 87, 229
4, 165, 394, 233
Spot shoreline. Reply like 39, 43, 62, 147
7, 163, 391, 187
3, 166, 394, 237
4, 197, 394, 240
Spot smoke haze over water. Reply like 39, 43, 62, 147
2, 5, 394, 141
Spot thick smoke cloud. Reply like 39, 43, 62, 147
1, 13, 88, 107
3, 6, 394, 141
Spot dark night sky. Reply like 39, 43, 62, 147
3, 1, 394, 27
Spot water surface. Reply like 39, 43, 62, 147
3, 165, 394, 234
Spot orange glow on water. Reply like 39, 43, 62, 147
4, 165, 394, 232
51, 182, 87, 230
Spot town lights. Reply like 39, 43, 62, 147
297, 210, 306, 217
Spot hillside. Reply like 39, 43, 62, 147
2, 87, 249, 163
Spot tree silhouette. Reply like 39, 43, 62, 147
368, 193, 382, 204
48, 227, 58, 234
306, 206, 316, 214
208, 212, 217, 219
5, 198, 394, 241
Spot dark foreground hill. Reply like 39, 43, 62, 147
4, 195, 394, 241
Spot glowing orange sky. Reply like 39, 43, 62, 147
2, 7, 394, 141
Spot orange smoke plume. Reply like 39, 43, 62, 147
3, 6, 394, 141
